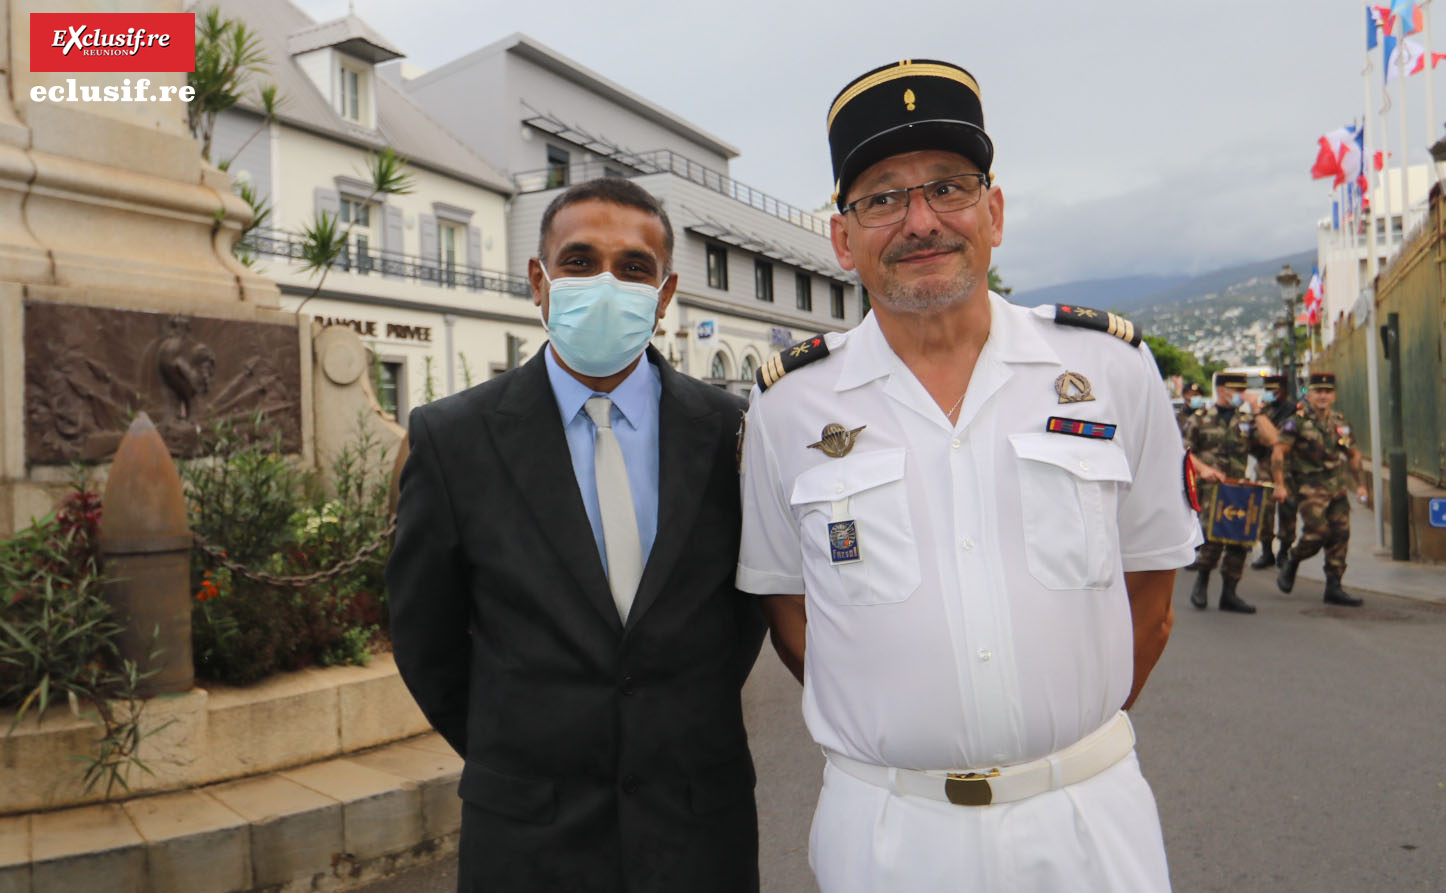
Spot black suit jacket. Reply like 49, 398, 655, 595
386, 346, 765, 893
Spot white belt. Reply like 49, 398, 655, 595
823, 711, 1136, 807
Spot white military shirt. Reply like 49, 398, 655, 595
737, 293, 1202, 771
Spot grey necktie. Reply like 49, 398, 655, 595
584, 396, 643, 621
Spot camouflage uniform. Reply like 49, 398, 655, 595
1183, 405, 1270, 581
1278, 407, 1357, 577
1252, 398, 1299, 558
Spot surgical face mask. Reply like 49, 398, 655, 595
540, 265, 662, 377
1188, 396, 1206, 409
1263, 391, 1277, 404
1229, 393, 1243, 408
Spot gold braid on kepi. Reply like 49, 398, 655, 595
1052, 304, 1142, 347
756, 335, 830, 392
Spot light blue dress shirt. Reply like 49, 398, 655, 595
544, 347, 661, 576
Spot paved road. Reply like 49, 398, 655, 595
361, 566, 1445, 891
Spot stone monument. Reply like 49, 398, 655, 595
0, 0, 311, 537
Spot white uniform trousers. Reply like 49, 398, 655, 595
809, 750, 1171, 892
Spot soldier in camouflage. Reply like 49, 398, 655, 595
1182, 371, 1278, 613
1273, 372, 1368, 606
1250, 374, 1299, 568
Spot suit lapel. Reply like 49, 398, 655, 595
624, 348, 722, 634
492, 349, 622, 633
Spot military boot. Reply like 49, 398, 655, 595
1250, 544, 1275, 569
1276, 553, 1299, 593
1189, 569, 1210, 609
1218, 577, 1256, 614
1275, 545, 1290, 569
1323, 575, 1363, 607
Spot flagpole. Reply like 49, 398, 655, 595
1425, 1, 1439, 147
1365, 3, 1386, 547
1397, 11, 1414, 234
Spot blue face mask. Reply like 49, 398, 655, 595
1188, 396, 1206, 409
540, 266, 663, 377
1229, 393, 1243, 408
1263, 391, 1277, 404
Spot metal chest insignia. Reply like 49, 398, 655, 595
1055, 371, 1095, 404
808, 423, 866, 458
827, 519, 862, 564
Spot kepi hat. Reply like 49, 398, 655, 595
828, 59, 993, 209
1307, 372, 1336, 390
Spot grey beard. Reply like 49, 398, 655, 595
875, 266, 979, 313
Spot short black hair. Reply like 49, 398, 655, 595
536, 177, 674, 273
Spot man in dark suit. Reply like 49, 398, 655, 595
387, 177, 765, 892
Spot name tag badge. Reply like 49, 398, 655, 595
828, 519, 862, 564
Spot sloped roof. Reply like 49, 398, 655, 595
190, 0, 510, 194
286, 14, 403, 63
409, 32, 740, 161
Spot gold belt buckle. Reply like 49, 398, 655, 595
944, 769, 1000, 806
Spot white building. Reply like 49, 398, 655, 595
1315, 164, 1433, 346
198, 0, 527, 422
396, 33, 863, 394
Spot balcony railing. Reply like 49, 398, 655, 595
513, 149, 830, 238
238, 228, 532, 297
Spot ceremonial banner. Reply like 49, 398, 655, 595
1203, 480, 1270, 545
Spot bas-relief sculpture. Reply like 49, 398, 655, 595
23, 303, 302, 463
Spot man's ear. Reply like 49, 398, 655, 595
528, 257, 546, 309
656, 271, 677, 322
830, 214, 856, 271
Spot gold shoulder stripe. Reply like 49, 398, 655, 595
827, 63, 982, 130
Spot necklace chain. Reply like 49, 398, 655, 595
945, 389, 967, 421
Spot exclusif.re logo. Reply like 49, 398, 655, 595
30, 13, 195, 73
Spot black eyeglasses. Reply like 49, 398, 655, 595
842, 173, 990, 228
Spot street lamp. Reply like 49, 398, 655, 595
1275, 264, 1301, 400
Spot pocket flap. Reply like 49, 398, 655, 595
1009, 433, 1133, 483
457, 759, 557, 824
790, 448, 906, 505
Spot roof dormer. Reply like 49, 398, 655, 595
287, 14, 403, 130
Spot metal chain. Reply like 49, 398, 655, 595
191, 518, 397, 589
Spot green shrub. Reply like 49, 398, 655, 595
0, 480, 166, 796
184, 415, 392, 685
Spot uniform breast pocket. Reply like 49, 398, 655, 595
1009, 433, 1134, 590
789, 448, 920, 606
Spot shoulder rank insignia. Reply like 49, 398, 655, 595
757, 335, 830, 391
1054, 304, 1142, 347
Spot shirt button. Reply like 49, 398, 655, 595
834, 483, 845, 494
978, 648, 992, 662
951, 438, 961, 449
962, 538, 976, 551
1078, 460, 1091, 472
621, 774, 641, 794
621, 676, 636, 696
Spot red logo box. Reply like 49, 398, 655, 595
31, 13, 194, 72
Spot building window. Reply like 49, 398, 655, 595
795, 273, 812, 312
739, 354, 760, 383
546, 145, 570, 188
830, 283, 846, 319
339, 65, 361, 122
438, 222, 459, 287
339, 198, 374, 273
755, 260, 773, 302
707, 244, 728, 290
709, 351, 731, 380
603, 165, 623, 178
375, 360, 402, 421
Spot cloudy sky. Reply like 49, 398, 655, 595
294, 0, 1443, 291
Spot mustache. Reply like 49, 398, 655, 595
884, 238, 964, 264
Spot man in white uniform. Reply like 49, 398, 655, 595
736, 59, 1202, 891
